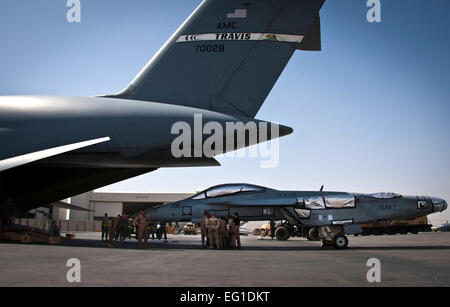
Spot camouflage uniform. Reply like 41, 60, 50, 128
101, 216, 109, 241
108, 216, 120, 247
200, 215, 208, 248
218, 218, 228, 249
118, 215, 129, 244
207, 215, 219, 249
134, 213, 150, 247
148, 223, 156, 240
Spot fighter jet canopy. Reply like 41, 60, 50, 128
191, 184, 265, 200
364, 192, 402, 199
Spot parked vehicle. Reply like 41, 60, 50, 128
358, 216, 432, 235
183, 222, 197, 235
239, 226, 249, 236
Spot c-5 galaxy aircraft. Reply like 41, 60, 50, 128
146, 183, 448, 249
0, 0, 326, 219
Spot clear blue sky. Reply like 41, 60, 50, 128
1, 0, 449, 225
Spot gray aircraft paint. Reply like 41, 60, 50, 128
109, 0, 324, 117
146, 184, 447, 230
0, 96, 290, 164
0, 0, 325, 214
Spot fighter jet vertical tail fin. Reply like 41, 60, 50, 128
107, 0, 325, 118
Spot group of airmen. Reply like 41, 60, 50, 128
200, 212, 242, 249
101, 213, 133, 247
101, 210, 167, 248
101, 210, 242, 249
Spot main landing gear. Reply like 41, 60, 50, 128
318, 226, 349, 249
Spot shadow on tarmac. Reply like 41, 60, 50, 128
2, 239, 450, 252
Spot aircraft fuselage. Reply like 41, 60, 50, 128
146, 185, 447, 231
0, 96, 290, 213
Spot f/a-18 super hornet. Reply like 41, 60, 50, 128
146, 183, 448, 249
0, 0, 326, 219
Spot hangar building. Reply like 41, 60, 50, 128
16, 191, 192, 232
70, 191, 193, 221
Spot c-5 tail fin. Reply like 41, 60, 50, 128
109, 0, 325, 118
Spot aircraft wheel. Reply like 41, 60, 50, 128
333, 234, 348, 249
275, 226, 290, 241
307, 228, 320, 241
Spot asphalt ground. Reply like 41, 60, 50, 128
0, 232, 449, 286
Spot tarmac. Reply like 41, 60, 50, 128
0, 232, 449, 286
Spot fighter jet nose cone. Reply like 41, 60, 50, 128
279, 124, 294, 137
432, 197, 447, 212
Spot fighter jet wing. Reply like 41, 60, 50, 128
0, 136, 110, 172
209, 198, 298, 206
